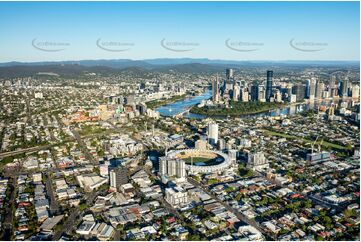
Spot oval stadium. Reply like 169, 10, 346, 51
166, 149, 232, 174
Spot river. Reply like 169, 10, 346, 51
156, 90, 212, 118
156, 90, 346, 119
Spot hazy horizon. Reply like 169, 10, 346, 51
1, 58, 360, 65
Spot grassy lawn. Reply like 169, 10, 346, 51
263, 129, 350, 151
79, 125, 107, 136
264, 130, 296, 139
321, 140, 349, 150
145, 93, 188, 109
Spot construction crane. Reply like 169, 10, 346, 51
311, 136, 319, 154
318, 139, 323, 152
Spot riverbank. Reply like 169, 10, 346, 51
146, 93, 189, 109
190, 101, 286, 117
155, 90, 212, 117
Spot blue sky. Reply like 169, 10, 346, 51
0, 1, 359, 62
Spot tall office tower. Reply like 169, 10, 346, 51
330, 75, 337, 88
292, 84, 306, 102
251, 85, 260, 101
226, 68, 234, 80
339, 79, 349, 97
212, 75, 220, 102
329, 76, 338, 98
330, 88, 338, 98
208, 122, 219, 145
233, 85, 240, 101
352, 85, 360, 99
258, 85, 266, 101
109, 166, 128, 191
265, 70, 273, 102
274, 90, 282, 102
241, 89, 249, 102
221, 69, 235, 99
322, 90, 330, 99
315, 81, 324, 99
306, 78, 316, 100
305, 79, 311, 98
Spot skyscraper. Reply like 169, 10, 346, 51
212, 75, 219, 102
259, 85, 266, 101
330, 75, 337, 89
222, 69, 234, 99
292, 84, 306, 102
315, 82, 325, 99
251, 85, 260, 101
352, 85, 360, 99
233, 85, 240, 101
226, 68, 234, 80
208, 122, 219, 145
241, 88, 249, 102
339, 79, 349, 97
265, 70, 273, 102
306, 78, 316, 100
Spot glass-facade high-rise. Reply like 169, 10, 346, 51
266, 70, 273, 102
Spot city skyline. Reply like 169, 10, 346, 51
0, 1, 360, 241
0, 1, 360, 62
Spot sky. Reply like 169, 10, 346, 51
0, 1, 359, 62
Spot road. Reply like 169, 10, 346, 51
1, 176, 17, 240
45, 173, 60, 216
52, 207, 81, 240
187, 177, 274, 240
0, 121, 130, 160
0, 127, 119, 160
69, 128, 97, 165
52, 188, 105, 240
132, 166, 185, 223
51, 125, 103, 239
0, 145, 53, 159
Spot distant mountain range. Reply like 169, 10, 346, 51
0, 58, 359, 78
1, 58, 359, 68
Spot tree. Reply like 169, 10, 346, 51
225, 187, 235, 193
188, 234, 201, 241
343, 209, 357, 218
304, 200, 312, 208
315, 235, 324, 241
79, 203, 87, 211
